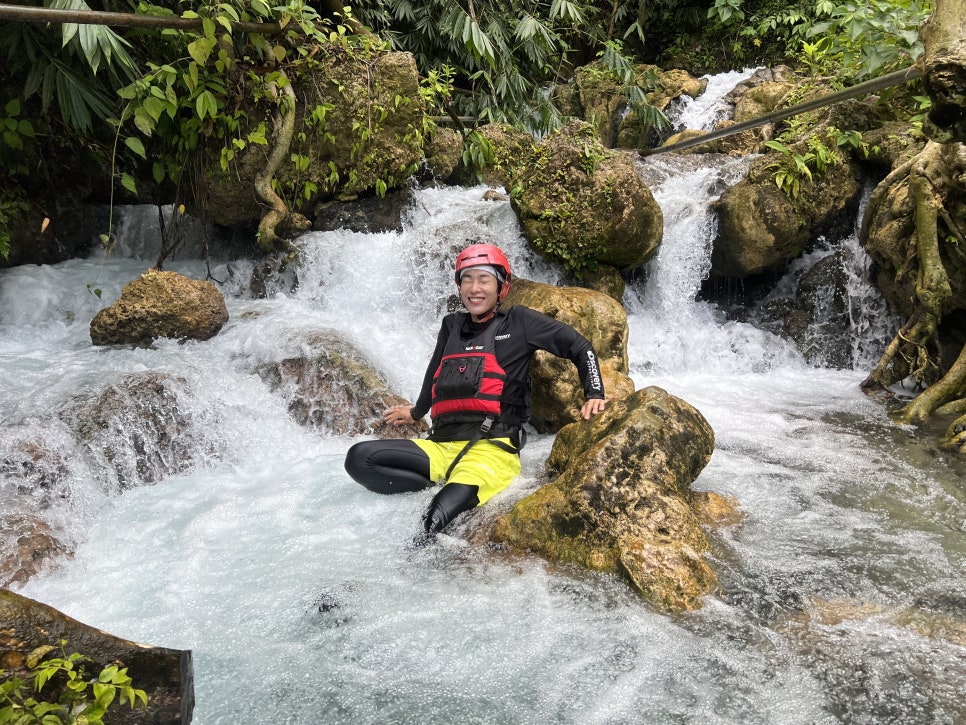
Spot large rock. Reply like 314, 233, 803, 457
503, 278, 635, 433
568, 62, 706, 149
470, 122, 535, 188
313, 187, 415, 234
712, 154, 864, 277
58, 371, 222, 491
203, 51, 426, 226
0, 588, 193, 724
509, 120, 663, 276
254, 329, 427, 438
491, 386, 718, 612
0, 514, 68, 588
754, 251, 858, 368
422, 126, 464, 183
0, 428, 76, 587
90, 269, 228, 346
617, 68, 709, 149
711, 73, 881, 279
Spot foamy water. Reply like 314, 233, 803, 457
4, 75, 965, 723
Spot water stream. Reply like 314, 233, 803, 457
3, 76, 965, 724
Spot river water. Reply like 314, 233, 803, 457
4, 79, 966, 724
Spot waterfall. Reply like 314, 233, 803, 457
4, 73, 965, 724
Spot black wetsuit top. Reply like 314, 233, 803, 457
411, 306, 605, 440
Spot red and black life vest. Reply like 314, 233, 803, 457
429, 313, 527, 442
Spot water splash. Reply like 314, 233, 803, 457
3, 80, 963, 725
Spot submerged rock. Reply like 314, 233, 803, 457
0, 513, 69, 588
0, 589, 193, 724
59, 371, 222, 491
254, 329, 427, 438
90, 269, 228, 346
492, 386, 718, 612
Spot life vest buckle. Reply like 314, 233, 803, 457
480, 416, 494, 434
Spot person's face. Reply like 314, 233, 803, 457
459, 269, 499, 320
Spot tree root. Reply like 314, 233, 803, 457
900, 331, 966, 424
255, 72, 311, 254
862, 142, 965, 428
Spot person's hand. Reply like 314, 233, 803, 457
581, 397, 607, 420
384, 403, 416, 426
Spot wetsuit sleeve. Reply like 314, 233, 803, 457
410, 316, 453, 420
518, 307, 605, 400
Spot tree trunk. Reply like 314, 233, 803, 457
920, 0, 966, 143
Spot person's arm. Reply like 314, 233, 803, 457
518, 307, 606, 408
384, 318, 452, 426
409, 316, 453, 420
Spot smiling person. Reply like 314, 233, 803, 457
344, 243, 607, 542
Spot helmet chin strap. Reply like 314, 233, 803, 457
472, 303, 499, 324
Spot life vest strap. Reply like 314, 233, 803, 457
443, 416, 521, 481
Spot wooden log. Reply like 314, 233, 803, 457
0, 588, 193, 724
0, 2, 279, 33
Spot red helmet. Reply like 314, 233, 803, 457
454, 244, 512, 301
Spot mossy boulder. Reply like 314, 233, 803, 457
712, 154, 864, 277
203, 50, 426, 226
492, 386, 718, 612
470, 122, 535, 188
571, 62, 706, 149
508, 120, 663, 276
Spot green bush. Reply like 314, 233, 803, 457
0, 642, 148, 725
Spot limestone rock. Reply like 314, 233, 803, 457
862, 120, 927, 172
571, 62, 706, 149
423, 126, 464, 183
492, 386, 717, 612
471, 122, 535, 188
90, 269, 228, 346
692, 490, 745, 529
617, 68, 709, 149
733, 80, 796, 122
712, 155, 864, 277
58, 371, 221, 491
509, 120, 663, 275
204, 51, 426, 226
0, 589, 193, 724
503, 278, 635, 432
570, 263, 626, 303
0, 514, 68, 588
313, 187, 415, 233
573, 62, 629, 148
254, 329, 427, 438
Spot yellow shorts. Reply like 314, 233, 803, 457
412, 438, 522, 505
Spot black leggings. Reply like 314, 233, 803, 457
344, 439, 480, 534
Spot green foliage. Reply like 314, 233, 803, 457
352, 0, 661, 136
0, 99, 36, 153
707, 0, 928, 81
0, 194, 29, 262
0, 1, 136, 133
0, 642, 148, 724
116, 1, 386, 203
461, 129, 496, 183
763, 123, 870, 199
806, 0, 929, 78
